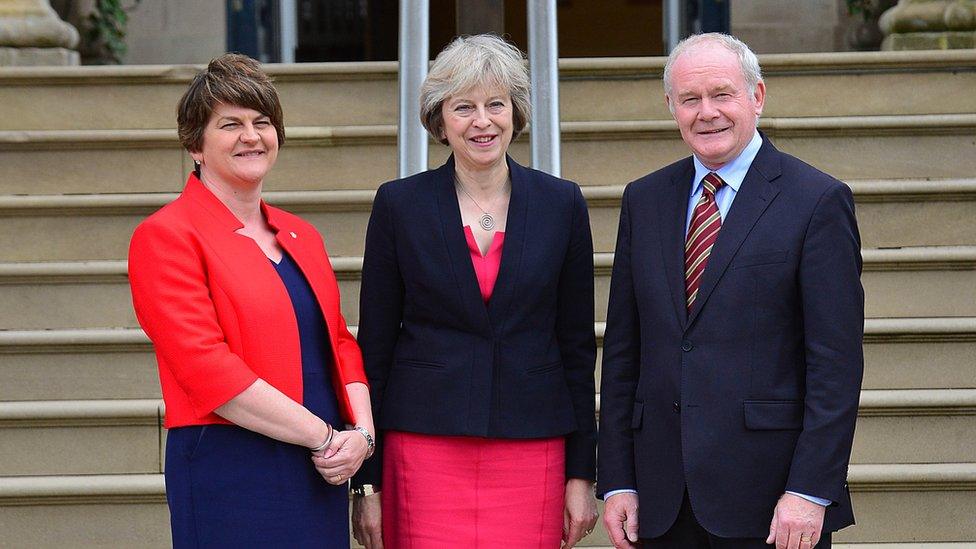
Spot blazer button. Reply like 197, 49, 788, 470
672, 401, 681, 413
681, 340, 693, 352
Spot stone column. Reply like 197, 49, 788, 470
0, 0, 80, 65
880, 0, 976, 50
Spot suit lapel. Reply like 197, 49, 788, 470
269, 210, 341, 338
434, 157, 493, 332
659, 161, 695, 329
486, 157, 527, 330
686, 138, 782, 327
183, 174, 283, 300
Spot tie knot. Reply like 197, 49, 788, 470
703, 172, 725, 195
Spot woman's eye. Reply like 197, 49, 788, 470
455, 105, 472, 112
255, 120, 270, 127
220, 123, 238, 129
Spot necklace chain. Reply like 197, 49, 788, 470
454, 175, 507, 231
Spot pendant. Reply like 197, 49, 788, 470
479, 213, 496, 231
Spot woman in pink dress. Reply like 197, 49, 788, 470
350, 34, 599, 548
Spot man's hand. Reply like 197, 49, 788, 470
352, 492, 383, 548
766, 493, 825, 549
562, 478, 599, 548
603, 492, 639, 548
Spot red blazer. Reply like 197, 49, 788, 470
129, 174, 367, 428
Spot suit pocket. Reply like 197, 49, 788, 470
174, 425, 209, 460
396, 359, 446, 371
731, 250, 789, 269
743, 400, 803, 430
631, 401, 644, 429
526, 360, 562, 375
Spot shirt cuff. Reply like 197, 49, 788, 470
603, 488, 638, 501
786, 491, 831, 506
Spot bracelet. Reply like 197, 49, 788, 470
309, 423, 334, 453
352, 425, 375, 458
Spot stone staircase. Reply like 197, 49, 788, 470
1, 50, 975, 547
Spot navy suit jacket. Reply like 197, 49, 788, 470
353, 156, 597, 487
598, 136, 864, 537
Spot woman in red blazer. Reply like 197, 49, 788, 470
128, 53, 374, 548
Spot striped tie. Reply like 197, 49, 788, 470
685, 172, 725, 309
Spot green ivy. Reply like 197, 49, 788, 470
86, 0, 141, 64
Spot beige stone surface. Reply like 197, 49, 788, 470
862, 341, 976, 389
0, 349, 159, 401
0, 502, 170, 548
0, 45, 77, 65
852, 413, 976, 463
732, 0, 846, 53
122, 0, 224, 65
0, 423, 159, 476
0, 0, 78, 49
837, 490, 976, 541
4, 52, 976, 130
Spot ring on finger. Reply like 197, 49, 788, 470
800, 535, 813, 543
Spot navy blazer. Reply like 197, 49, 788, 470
598, 136, 864, 538
353, 156, 597, 486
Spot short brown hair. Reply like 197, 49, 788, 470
177, 53, 285, 153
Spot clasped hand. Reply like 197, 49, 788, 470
310, 429, 369, 485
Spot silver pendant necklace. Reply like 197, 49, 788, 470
455, 175, 507, 231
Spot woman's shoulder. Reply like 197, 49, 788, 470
131, 195, 194, 241
511, 161, 584, 209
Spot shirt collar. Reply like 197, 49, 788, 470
691, 130, 762, 194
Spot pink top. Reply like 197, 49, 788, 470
463, 225, 505, 303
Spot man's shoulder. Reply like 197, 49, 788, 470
627, 156, 693, 195
771, 147, 848, 198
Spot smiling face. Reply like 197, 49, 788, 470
440, 86, 514, 174
666, 43, 765, 170
190, 103, 279, 189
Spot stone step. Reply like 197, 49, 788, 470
1, 318, 974, 402
2, 114, 974, 197
1, 50, 974, 130
1, 176, 972, 262
0, 400, 162, 476
1, 463, 974, 546
0, 474, 169, 548
0, 246, 972, 330
594, 246, 976, 322
2, 390, 973, 477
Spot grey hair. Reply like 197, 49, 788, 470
420, 34, 531, 145
663, 33, 763, 100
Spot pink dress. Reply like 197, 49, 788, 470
380, 226, 566, 548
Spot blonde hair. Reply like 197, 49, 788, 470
420, 34, 531, 145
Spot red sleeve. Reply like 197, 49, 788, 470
334, 311, 367, 386
128, 219, 259, 417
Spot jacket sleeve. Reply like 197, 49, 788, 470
558, 184, 598, 480
352, 183, 404, 487
786, 182, 864, 503
128, 219, 259, 417
596, 184, 642, 498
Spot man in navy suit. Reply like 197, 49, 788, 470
598, 33, 864, 549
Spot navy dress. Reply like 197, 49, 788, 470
165, 252, 349, 548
